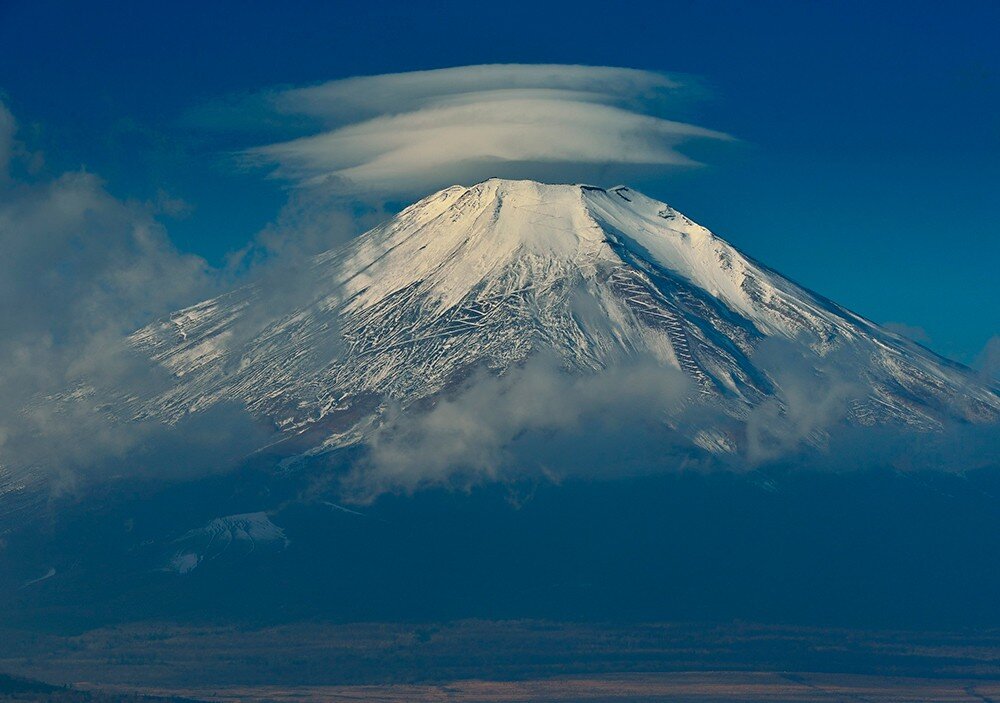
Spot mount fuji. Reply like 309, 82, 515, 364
125, 179, 998, 467
4, 179, 999, 627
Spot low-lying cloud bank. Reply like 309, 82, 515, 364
241, 64, 732, 197
0, 101, 268, 497
342, 340, 999, 502
344, 356, 696, 500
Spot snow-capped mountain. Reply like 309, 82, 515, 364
129, 179, 999, 459
167, 512, 289, 574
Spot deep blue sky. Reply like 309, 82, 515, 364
1, 0, 997, 363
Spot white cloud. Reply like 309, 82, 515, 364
344, 355, 696, 501
272, 64, 685, 120
244, 64, 732, 196
0, 100, 268, 496
743, 339, 862, 463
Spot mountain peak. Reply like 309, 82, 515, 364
378, 178, 742, 319
127, 182, 1000, 461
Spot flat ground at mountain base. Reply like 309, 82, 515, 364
82, 673, 1000, 703
3, 620, 998, 693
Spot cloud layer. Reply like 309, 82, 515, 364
244, 64, 732, 196
338, 337, 998, 501
0, 102, 268, 498
344, 355, 696, 501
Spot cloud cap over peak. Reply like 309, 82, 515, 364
243, 64, 732, 196
273, 64, 685, 119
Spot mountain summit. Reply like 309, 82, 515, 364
130, 179, 999, 459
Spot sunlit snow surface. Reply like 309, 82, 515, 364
129, 179, 999, 459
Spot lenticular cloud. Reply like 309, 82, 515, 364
245, 64, 732, 195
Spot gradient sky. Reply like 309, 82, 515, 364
1, 0, 997, 363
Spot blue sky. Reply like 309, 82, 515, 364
1, 0, 997, 362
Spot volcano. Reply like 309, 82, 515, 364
3, 179, 999, 627
125, 179, 998, 463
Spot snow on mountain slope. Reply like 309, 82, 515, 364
167, 512, 289, 574
129, 179, 1000, 459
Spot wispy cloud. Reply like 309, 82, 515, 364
338, 334, 998, 501
241, 64, 732, 196
0, 101, 267, 498
976, 335, 1000, 382
343, 355, 698, 502
882, 321, 931, 345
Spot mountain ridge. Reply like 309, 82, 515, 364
126, 178, 999, 464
